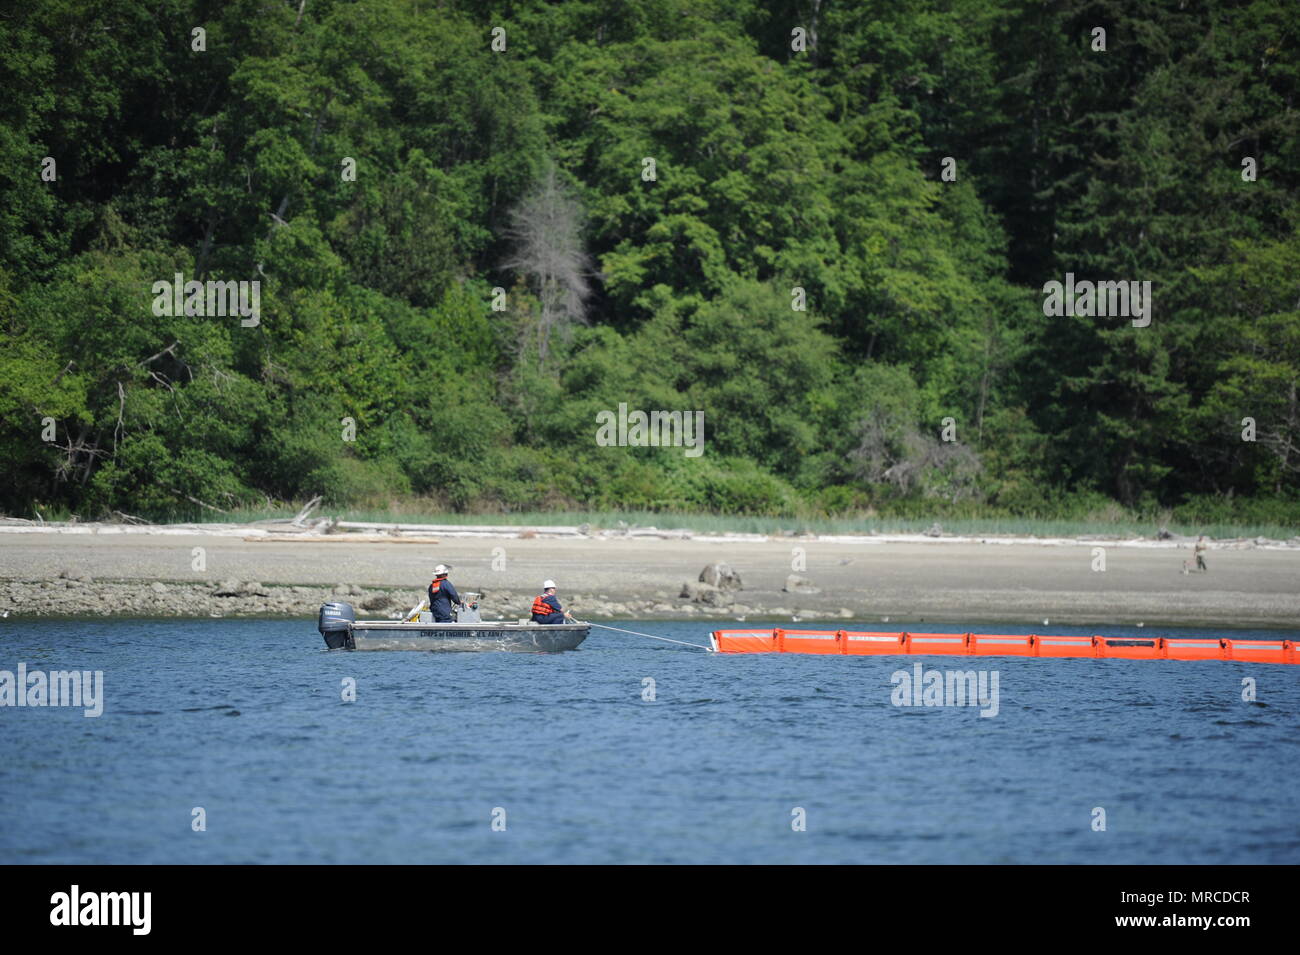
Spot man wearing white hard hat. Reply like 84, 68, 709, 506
530, 580, 573, 624
427, 564, 463, 623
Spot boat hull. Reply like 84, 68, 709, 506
328, 621, 589, 652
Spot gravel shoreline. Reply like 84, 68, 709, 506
2, 522, 1298, 629
0, 575, 851, 622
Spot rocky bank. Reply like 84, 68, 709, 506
0, 570, 857, 622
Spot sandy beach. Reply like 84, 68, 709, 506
1, 523, 1297, 629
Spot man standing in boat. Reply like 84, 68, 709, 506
531, 580, 574, 624
428, 564, 463, 622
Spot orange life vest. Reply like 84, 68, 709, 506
430, 578, 443, 593
531, 594, 556, 617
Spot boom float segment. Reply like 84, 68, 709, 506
708, 629, 1298, 665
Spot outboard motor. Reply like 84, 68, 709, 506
318, 602, 356, 649
455, 592, 482, 623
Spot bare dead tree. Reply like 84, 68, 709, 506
851, 412, 983, 504
500, 166, 593, 366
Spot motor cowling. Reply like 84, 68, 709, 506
318, 602, 356, 649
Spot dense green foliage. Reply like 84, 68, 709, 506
2, 0, 1298, 522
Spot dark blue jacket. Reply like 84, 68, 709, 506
428, 578, 461, 622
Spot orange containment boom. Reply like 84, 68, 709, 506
709, 629, 1299, 665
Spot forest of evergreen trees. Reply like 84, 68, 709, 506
2, 0, 1297, 524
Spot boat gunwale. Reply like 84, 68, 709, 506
348, 620, 589, 632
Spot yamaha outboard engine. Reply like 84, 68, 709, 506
318, 602, 356, 649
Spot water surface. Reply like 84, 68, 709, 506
1, 618, 1296, 864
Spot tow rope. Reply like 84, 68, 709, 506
585, 622, 713, 652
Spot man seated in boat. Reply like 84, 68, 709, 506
531, 580, 573, 624
428, 564, 464, 623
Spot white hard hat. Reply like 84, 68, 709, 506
434, 564, 449, 576
542, 579, 556, 590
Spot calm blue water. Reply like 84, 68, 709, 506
1, 618, 1297, 864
